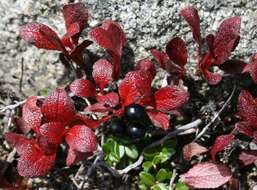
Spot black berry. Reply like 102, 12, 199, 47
108, 118, 126, 135
126, 124, 145, 139
125, 103, 150, 126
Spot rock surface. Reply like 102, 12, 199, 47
0, 0, 256, 96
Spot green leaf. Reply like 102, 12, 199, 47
139, 171, 155, 187
175, 181, 189, 190
156, 169, 171, 182
125, 146, 138, 159
144, 148, 159, 160
139, 183, 148, 190
152, 152, 169, 165
108, 152, 119, 163
114, 143, 125, 159
103, 138, 115, 153
152, 183, 169, 190
142, 161, 153, 171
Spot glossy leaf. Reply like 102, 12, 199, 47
156, 169, 171, 182
139, 171, 155, 187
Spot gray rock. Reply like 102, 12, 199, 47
0, 0, 256, 95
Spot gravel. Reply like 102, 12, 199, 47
0, 0, 256, 96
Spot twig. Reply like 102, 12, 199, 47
0, 96, 45, 113
169, 168, 177, 190
97, 161, 121, 178
19, 57, 24, 93
117, 119, 202, 174
193, 85, 236, 141
0, 100, 26, 112
79, 147, 104, 189
71, 176, 82, 189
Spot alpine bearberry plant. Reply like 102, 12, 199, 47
1, 3, 257, 190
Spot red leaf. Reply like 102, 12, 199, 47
72, 114, 103, 129
89, 20, 126, 53
183, 142, 208, 161
4, 133, 55, 177
4, 133, 33, 155
154, 85, 189, 112
20, 22, 64, 51
22, 96, 42, 133
203, 69, 222, 85
180, 162, 232, 189
243, 53, 257, 84
66, 124, 97, 153
41, 88, 76, 124
70, 79, 96, 98
166, 37, 187, 68
69, 40, 93, 64
237, 90, 257, 125
205, 34, 215, 56
151, 49, 170, 70
210, 134, 235, 161
62, 3, 88, 44
198, 53, 222, 85
213, 16, 241, 65
229, 177, 240, 190
180, 6, 201, 46
119, 70, 153, 106
220, 59, 247, 74
96, 92, 119, 108
135, 59, 156, 80
147, 110, 170, 130
66, 148, 92, 166
17, 146, 56, 178
92, 59, 113, 92
239, 150, 257, 166
85, 102, 112, 113
89, 27, 113, 50
235, 122, 255, 138
38, 122, 65, 145
61, 22, 81, 48
89, 20, 126, 79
